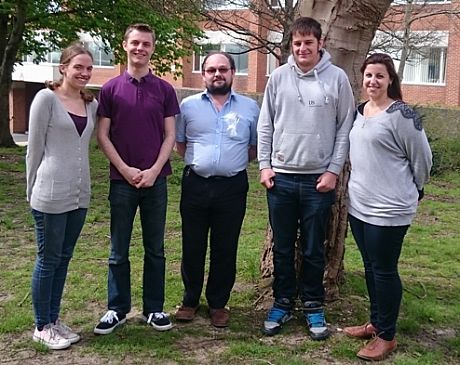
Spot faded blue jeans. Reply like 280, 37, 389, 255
31, 208, 87, 328
107, 178, 167, 316
267, 173, 335, 308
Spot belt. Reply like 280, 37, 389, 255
185, 166, 244, 180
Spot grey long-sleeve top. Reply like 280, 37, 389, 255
348, 100, 432, 226
26, 88, 97, 214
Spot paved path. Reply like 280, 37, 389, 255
13, 133, 28, 146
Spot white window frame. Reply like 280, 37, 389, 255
20, 33, 114, 68
372, 30, 448, 85
401, 47, 447, 85
193, 31, 249, 75
79, 33, 114, 68
203, 0, 249, 10
266, 30, 282, 75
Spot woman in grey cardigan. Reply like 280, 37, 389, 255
344, 53, 432, 361
26, 43, 98, 350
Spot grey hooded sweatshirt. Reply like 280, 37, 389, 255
257, 50, 355, 175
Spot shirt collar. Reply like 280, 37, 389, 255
201, 89, 236, 102
124, 70, 154, 84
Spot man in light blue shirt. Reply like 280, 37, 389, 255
175, 51, 259, 328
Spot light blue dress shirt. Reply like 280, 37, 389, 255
176, 90, 259, 178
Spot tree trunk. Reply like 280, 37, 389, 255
397, 0, 413, 80
257, 0, 393, 309
0, 1, 27, 147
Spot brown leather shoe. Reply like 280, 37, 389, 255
357, 337, 397, 361
209, 308, 230, 328
175, 305, 199, 321
343, 322, 378, 339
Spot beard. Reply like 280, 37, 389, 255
207, 79, 232, 95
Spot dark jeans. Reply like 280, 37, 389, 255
180, 167, 248, 309
349, 214, 409, 341
107, 178, 167, 315
267, 173, 335, 307
31, 208, 87, 328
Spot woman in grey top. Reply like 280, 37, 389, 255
26, 43, 98, 350
343, 53, 432, 361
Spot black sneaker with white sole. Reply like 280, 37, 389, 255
94, 310, 126, 335
144, 312, 173, 331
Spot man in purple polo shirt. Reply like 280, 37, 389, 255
94, 23, 179, 335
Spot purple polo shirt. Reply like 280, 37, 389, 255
98, 71, 180, 181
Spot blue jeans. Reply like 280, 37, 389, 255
349, 214, 409, 341
107, 178, 167, 315
267, 173, 335, 307
31, 208, 87, 328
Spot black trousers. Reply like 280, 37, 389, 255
349, 214, 409, 341
179, 167, 248, 309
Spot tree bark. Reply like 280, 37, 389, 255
0, 1, 27, 147
257, 0, 393, 309
397, 0, 413, 80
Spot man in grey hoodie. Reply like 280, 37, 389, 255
258, 17, 355, 340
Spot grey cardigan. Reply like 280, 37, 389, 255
26, 88, 97, 214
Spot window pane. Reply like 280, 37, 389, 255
82, 41, 113, 66
225, 44, 248, 74
50, 51, 60, 64
403, 47, 446, 84
267, 53, 278, 75
193, 44, 220, 71
100, 48, 114, 66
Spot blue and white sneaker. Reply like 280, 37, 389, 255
262, 305, 293, 336
303, 301, 329, 340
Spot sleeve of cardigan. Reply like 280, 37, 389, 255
26, 90, 53, 202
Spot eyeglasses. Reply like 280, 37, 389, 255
204, 67, 231, 75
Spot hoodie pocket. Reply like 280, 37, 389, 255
274, 132, 324, 168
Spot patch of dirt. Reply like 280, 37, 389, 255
0, 154, 23, 165
1, 325, 459, 365
415, 328, 458, 350
0, 332, 107, 365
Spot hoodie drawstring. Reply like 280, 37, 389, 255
291, 66, 330, 106
292, 69, 303, 103
314, 69, 330, 105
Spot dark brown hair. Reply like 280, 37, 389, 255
45, 42, 94, 102
124, 23, 156, 43
361, 53, 403, 101
289, 17, 322, 43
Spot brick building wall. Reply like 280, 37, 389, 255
10, 2, 460, 134
9, 65, 123, 134
378, 0, 459, 106
167, 1, 460, 106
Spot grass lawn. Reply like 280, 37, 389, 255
0, 141, 458, 364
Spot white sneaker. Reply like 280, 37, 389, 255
33, 324, 71, 350
53, 320, 81, 344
